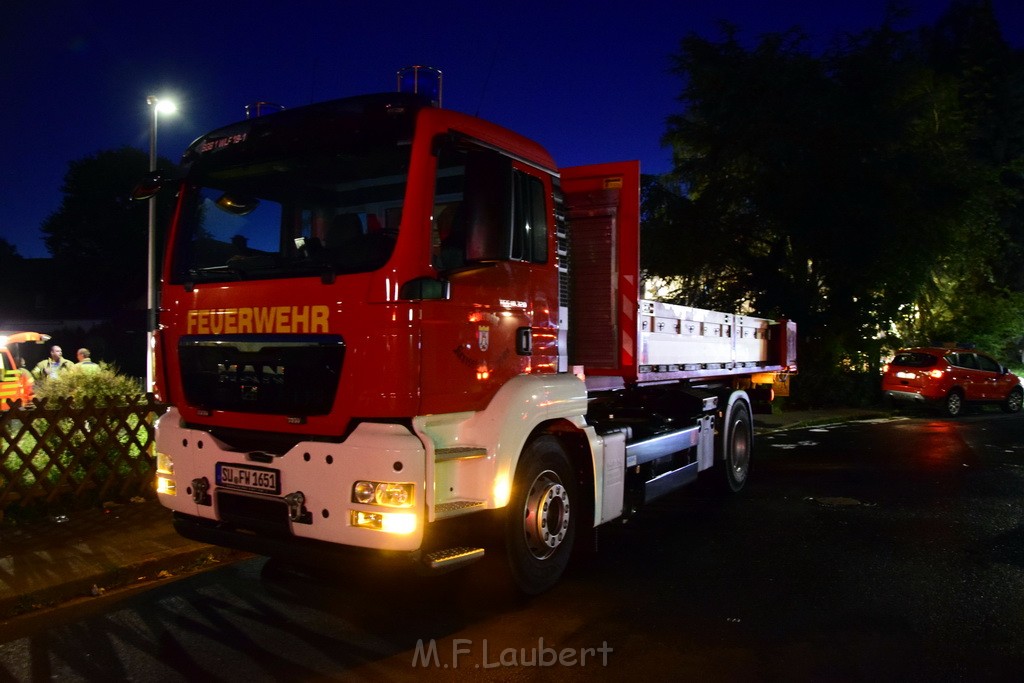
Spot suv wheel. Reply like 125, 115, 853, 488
942, 390, 964, 417
1002, 387, 1023, 414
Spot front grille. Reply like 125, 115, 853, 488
179, 335, 344, 415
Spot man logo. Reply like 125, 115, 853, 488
477, 326, 490, 352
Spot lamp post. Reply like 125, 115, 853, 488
146, 95, 176, 394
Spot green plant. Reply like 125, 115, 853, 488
33, 363, 143, 408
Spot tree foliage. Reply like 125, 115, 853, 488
651, 1, 1024, 404
40, 147, 177, 316
0, 237, 21, 263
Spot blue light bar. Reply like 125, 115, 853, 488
245, 102, 285, 119
396, 66, 442, 107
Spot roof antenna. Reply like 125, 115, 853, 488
474, 46, 500, 117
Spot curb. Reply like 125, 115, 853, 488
0, 544, 250, 621
754, 411, 892, 434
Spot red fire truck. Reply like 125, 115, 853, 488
142, 76, 796, 593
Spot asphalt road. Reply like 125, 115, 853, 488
1, 410, 1022, 681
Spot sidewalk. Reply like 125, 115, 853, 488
0, 408, 887, 622
0, 499, 247, 621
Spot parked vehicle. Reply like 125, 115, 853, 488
0, 332, 49, 409
138, 70, 797, 593
882, 346, 1023, 417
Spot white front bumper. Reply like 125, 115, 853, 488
155, 408, 427, 551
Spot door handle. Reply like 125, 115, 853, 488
516, 327, 532, 356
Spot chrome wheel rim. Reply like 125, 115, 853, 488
522, 469, 570, 560
1009, 391, 1023, 413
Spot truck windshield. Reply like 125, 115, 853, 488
169, 147, 409, 284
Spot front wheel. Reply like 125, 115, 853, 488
1002, 387, 1023, 414
504, 435, 577, 595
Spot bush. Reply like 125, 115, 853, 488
33, 363, 143, 407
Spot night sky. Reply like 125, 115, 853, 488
2, 0, 1022, 259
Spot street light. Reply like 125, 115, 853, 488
146, 95, 176, 394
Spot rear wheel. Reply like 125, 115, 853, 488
718, 399, 752, 493
1002, 387, 1023, 414
942, 390, 964, 417
504, 435, 576, 595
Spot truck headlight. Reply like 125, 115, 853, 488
351, 481, 415, 508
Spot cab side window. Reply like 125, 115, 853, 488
511, 171, 548, 263
432, 137, 548, 268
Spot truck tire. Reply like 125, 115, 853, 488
504, 435, 576, 595
718, 398, 752, 493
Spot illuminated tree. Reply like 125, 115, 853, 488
654, 2, 1024, 402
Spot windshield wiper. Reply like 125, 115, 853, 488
189, 265, 246, 279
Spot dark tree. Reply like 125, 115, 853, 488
40, 147, 177, 316
0, 237, 21, 265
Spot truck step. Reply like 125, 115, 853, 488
645, 462, 699, 502
424, 546, 485, 570
435, 500, 486, 518
435, 446, 488, 461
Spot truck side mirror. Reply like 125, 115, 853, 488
131, 171, 168, 201
215, 192, 260, 216
462, 150, 512, 261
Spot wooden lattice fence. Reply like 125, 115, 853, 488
0, 395, 167, 516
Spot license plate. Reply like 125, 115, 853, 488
895, 371, 916, 380
216, 463, 280, 494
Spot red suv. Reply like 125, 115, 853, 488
882, 347, 1023, 417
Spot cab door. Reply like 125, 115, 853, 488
419, 141, 558, 416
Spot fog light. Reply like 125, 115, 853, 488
350, 510, 417, 534
381, 512, 416, 534
156, 475, 176, 495
351, 510, 383, 530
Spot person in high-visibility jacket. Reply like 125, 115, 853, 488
16, 356, 34, 393
32, 345, 74, 381
76, 348, 100, 373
